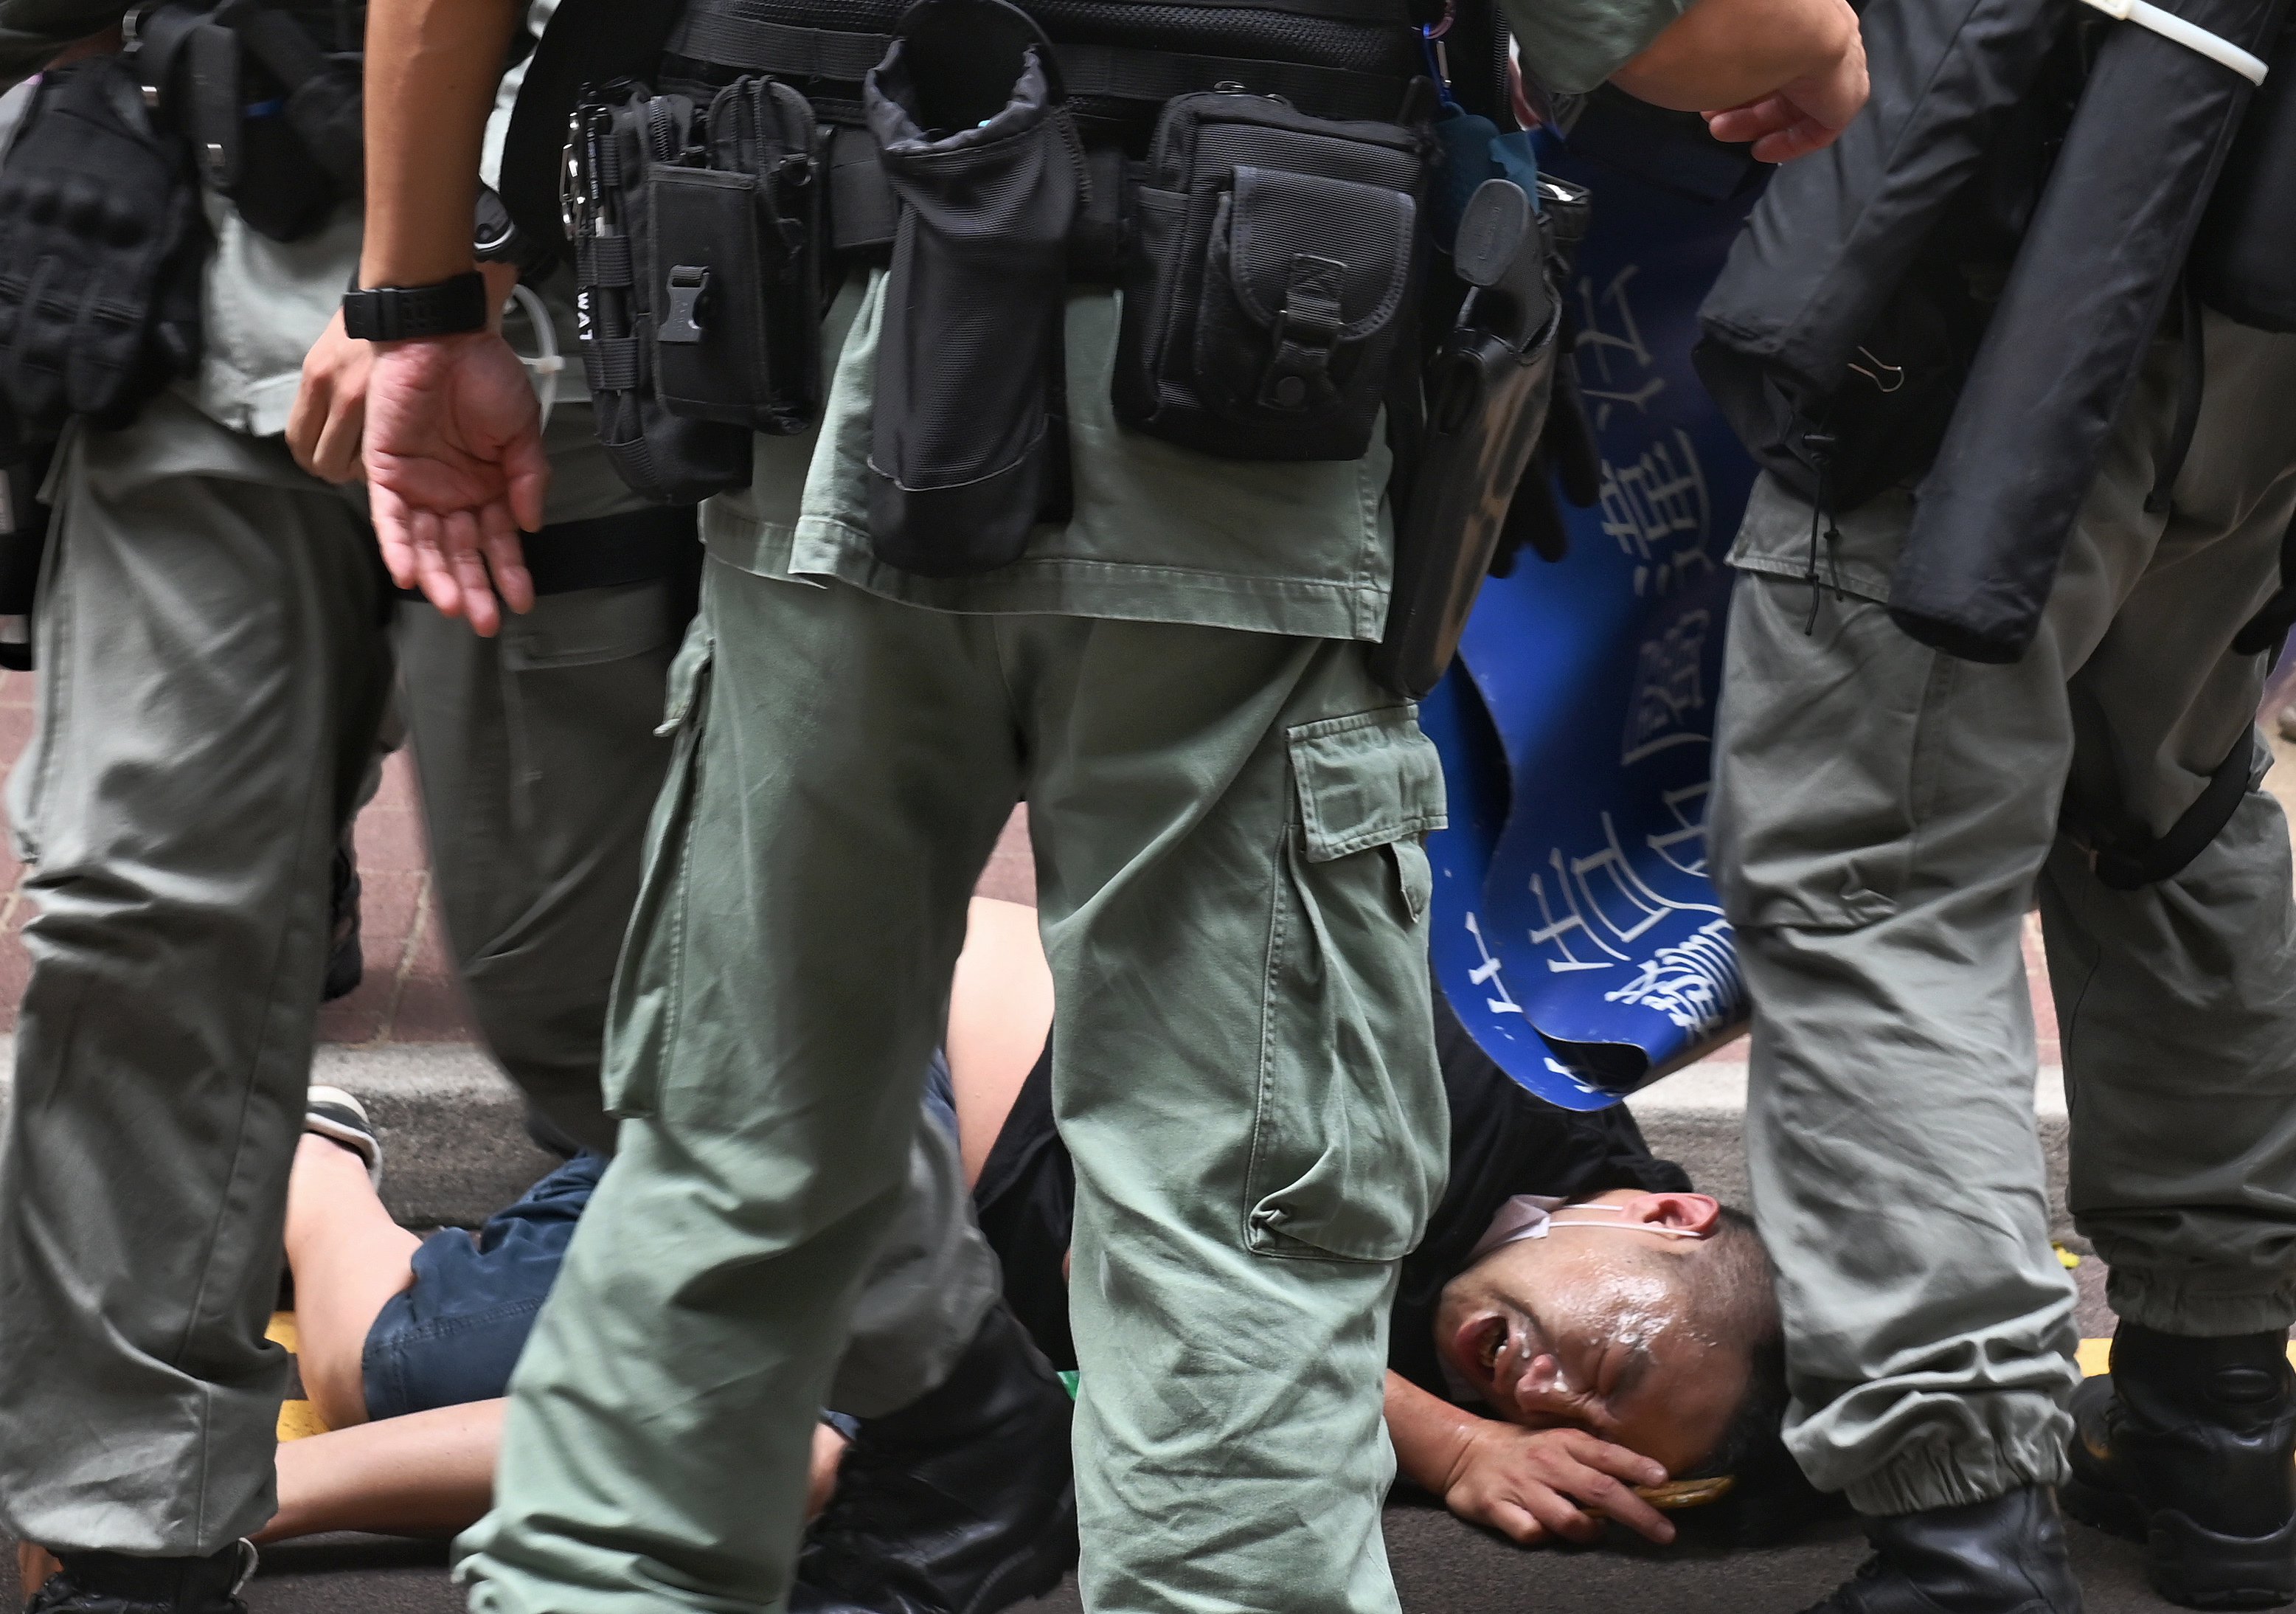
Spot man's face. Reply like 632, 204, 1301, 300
1432, 1193, 1748, 1475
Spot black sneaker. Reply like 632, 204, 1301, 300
797, 1300, 1077, 1614
1796, 1487, 2084, 1614
2064, 1322, 2296, 1609
26, 1542, 256, 1614
304, 1085, 383, 1190
321, 839, 362, 1003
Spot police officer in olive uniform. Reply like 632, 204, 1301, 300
350, 0, 1866, 1607
1710, 246, 2296, 1614
0, 10, 1025, 1609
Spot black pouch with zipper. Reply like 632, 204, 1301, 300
649, 76, 825, 432
1114, 89, 1428, 462
568, 81, 760, 503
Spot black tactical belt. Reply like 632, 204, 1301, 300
392, 506, 701, 600
665, 11, 1415, 122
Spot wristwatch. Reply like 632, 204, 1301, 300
475, 184, 563, 283
341, 271, 490, 342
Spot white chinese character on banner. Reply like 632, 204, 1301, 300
1621, 610, 1712, 764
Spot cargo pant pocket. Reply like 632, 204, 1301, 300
1246, 705, 1449, 1262
600, 617, 715, 1119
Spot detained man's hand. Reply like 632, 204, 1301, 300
287, 311, 373, 485
361, 329, 548, 637
1704, 25, 1868, 162
1440, 1423, 1676, 1547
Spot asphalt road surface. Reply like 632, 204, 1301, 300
3, 1503, 2194, 1614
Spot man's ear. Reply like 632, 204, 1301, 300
1620, 1191, 1723, 1237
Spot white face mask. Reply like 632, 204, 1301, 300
1466, 1194, 1710, 1264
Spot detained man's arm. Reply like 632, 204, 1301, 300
254, 1401, 849, 1542
355, 0, 545, 637
259, 1399, 508, 1542
1384, 1370, 1676, 1547
1612, 0, 1866, 162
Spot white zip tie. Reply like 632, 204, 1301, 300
506, 282, 563, 430
2078, 0, 2270, 83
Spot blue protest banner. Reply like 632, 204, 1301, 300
1427, 107, 1767, 1111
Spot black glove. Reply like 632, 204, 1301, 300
0, 52, 205, 434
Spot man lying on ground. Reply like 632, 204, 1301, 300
22, 898, 1789, 1584
956, 901, 1795, 1548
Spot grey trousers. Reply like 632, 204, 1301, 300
1710, 309, 2296, 1517
0, 394, 994, 1556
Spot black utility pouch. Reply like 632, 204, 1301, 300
649, 77, 824, 432
1115, 91, 1426, 462
862, 0, 1084, 578
134, 0, 363, 244
569, 84, 755, 504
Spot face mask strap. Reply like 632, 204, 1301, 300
1545, 1222, 1710, 1240
1547, 1205, 1712, 1241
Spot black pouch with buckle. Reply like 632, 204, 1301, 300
861, 0, 1084, 577
568, 83, 754, 503
648, 75, 825, 432
1114, 89, 1427, 462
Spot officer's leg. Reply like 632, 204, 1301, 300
401, 524, 1040, 1602
1709, 311, 2219, 1525
400, 565, 1013, 1404
0, 397, 389, 1557
1021, 618, 1447, 1614
2039, 312, 2296, 1606
395, 577, 689, 1154
454, 560, 1022, 1614
1712, 494, 2085, 1517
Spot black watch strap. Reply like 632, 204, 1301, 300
342, 271, 490, 342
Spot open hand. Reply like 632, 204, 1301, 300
1440, 1423, 1676, 1547
1704, 27, 1869, 162
361, 329, 549, 637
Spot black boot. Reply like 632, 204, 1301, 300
796, 1299, 1077, 1614
27, 1543, 255, 1614
1797, 1487, 2084, 1614
2063, 1321, 2296, 1610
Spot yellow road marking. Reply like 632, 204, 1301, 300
2079, 1337, 2296, 1376
268, 1311, 332, 1441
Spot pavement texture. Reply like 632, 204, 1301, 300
0, 1496, 2197, 1614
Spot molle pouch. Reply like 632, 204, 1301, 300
568, 83, 754, 504
1115, 90, 1428, 462
647, 77, 823, 432
862, 0, 1084, 578
136, 0, 357, 244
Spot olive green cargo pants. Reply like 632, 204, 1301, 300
455, 555, 1451, 1614
0, 395, 993, 1557
1710, 310, 2296, 1517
